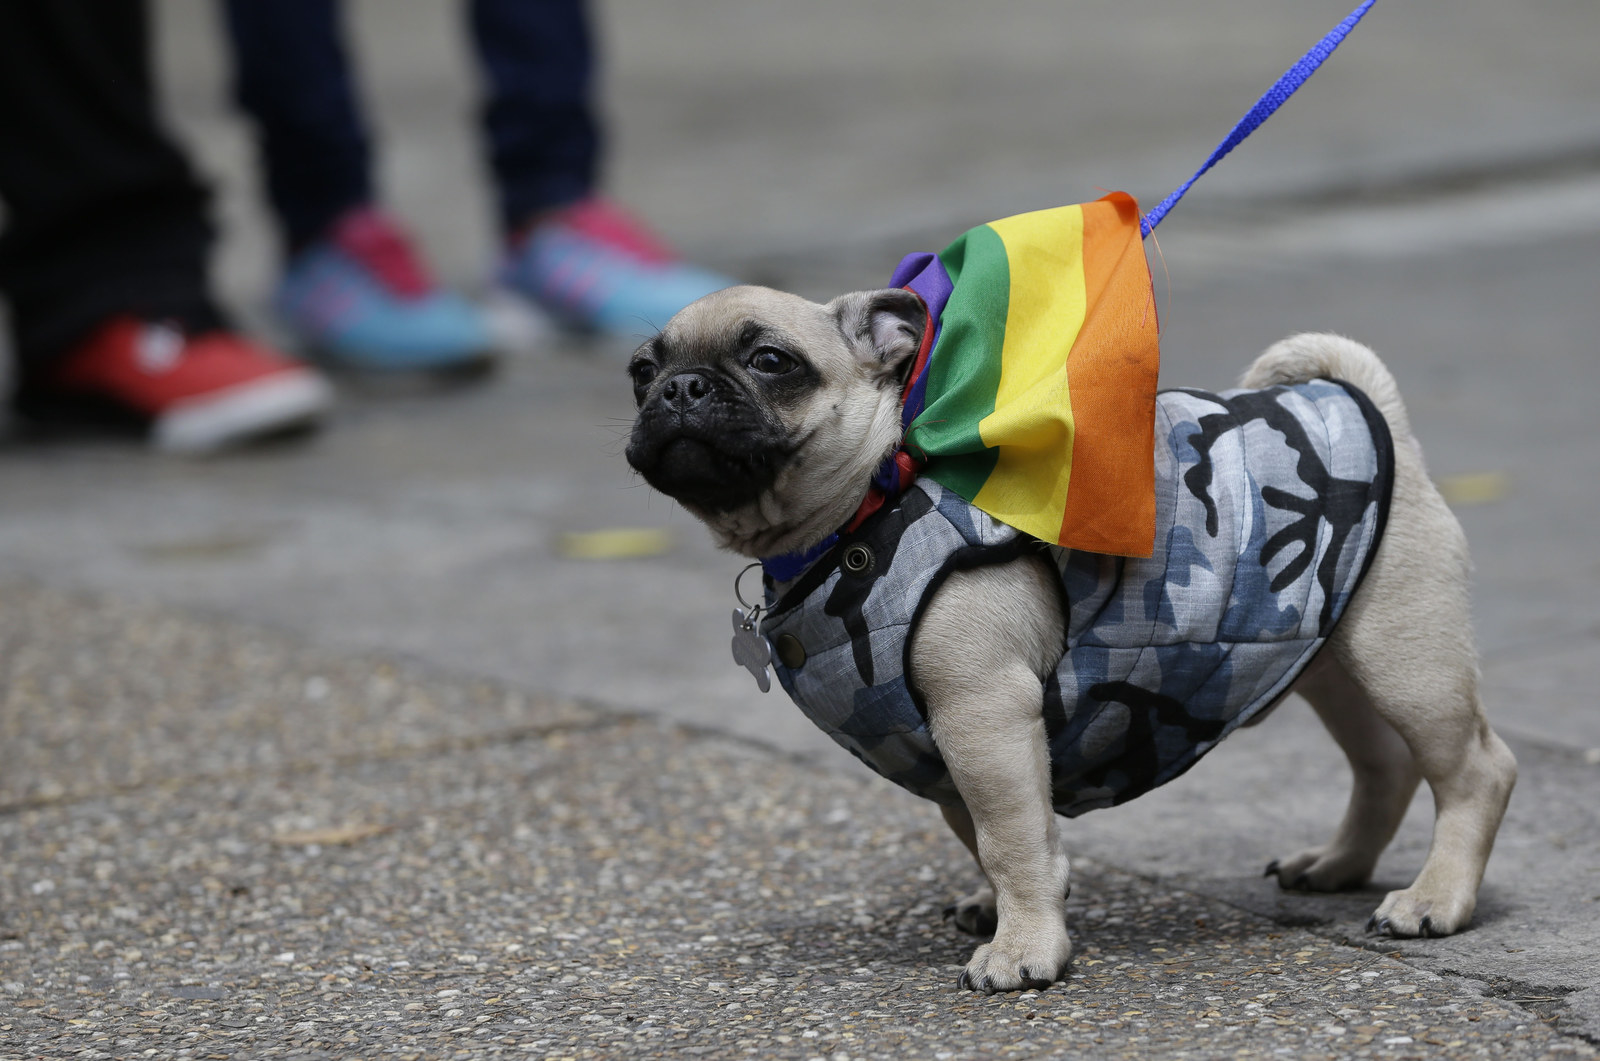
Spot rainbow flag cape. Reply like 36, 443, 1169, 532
882, 191, 1160, 558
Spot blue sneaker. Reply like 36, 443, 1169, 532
277, 207, 495, 374
498, 197, 733, 336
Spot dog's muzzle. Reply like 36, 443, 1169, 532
626, 372, 788, 513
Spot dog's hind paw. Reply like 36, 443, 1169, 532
957, 928, 1072, 994
943, 886, 997, 937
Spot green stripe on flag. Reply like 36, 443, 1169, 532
906, 223, 1009, 501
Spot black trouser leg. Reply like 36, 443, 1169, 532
223, 0, 601, 246
222, 0, 375, 251
0, 0, 222, 374
470, 0, 600, 234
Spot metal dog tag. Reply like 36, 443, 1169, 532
731, 608, 773, 693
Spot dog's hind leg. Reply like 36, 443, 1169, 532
939, 804, 999, 936
1320, 406, 1515, 937
1247, 331, 1516, 936
1326, 568, 1516, 937
1268, 654, 1421, 891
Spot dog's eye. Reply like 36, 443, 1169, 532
629, 361, 659, 387
748, 348, 798, 375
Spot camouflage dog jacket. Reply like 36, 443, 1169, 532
760, 379, 1394, 817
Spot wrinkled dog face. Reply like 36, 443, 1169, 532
625, 285, 925, 558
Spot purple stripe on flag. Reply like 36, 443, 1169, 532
889, 251, 953, 434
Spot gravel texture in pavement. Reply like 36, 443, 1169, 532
3, 584, 1595, 1059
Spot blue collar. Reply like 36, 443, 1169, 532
760, 531, 840, 584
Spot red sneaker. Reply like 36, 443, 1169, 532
23, 318, 334, 453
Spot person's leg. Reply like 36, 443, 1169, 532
221, 0, 372, 251
223, 0, 494, 373
469, 0, 599, 233
0, 0, 332, 451
473, 0, 732, 336
0, 0, 220, 371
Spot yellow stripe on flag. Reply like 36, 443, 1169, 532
969, 204, 1090, 541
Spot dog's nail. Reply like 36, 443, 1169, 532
981, 976, 997, 995
1263, 860, 1280, 878
957, 970, 972, 991
1062, 885, 1072, 900
1419, 915, 1435, 938
1019, 967, 1053, 991
943, 904, 957, 921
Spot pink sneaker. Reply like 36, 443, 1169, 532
277, 207, 495, 373
499, 197, 734, 335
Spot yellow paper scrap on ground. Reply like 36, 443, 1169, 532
559, 527, 674, 559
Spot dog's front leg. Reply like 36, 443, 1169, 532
912, 558, 1070, 993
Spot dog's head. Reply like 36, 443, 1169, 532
625, 284, 925, 558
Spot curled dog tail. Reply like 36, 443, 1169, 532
1240, 332, 1412, 439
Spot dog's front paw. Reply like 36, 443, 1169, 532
1366, 887, 1473, 938
1264, 845, 1374, 892
943, 886, 997, 937
956, 927, 1072, 994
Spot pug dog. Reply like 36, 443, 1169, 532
624, 284, 1516, 993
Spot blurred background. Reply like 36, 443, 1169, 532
159, 0, 1600, 317
3, 0, 1599, 1042
4, 0, 1593, 754
156, 2, 1600, 312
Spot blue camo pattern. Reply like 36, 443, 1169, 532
760, 379, 1394, 817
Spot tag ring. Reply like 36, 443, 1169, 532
734, 562, 765, 612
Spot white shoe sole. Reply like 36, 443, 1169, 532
153, 370, 335, 455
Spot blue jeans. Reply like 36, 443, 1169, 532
223, 0, 599, 249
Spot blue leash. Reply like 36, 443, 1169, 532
1140, 0, 1378, 238
762, 1, 1378, 585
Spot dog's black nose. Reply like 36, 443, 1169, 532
661, 371, 711, 411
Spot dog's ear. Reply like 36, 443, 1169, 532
828, 288, 926, 384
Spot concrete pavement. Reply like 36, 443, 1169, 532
4, 0, 1600, 1055
0, 582, 1591, 1059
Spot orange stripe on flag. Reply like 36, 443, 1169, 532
1056, 192, 1160, 557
